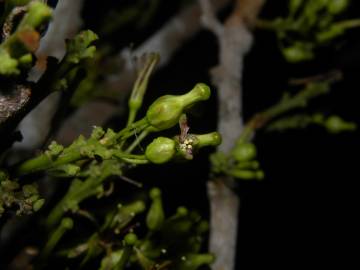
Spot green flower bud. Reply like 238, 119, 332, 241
46, 141, 64, 157
325, 115, 356, 133
146, 188, 165, 230
124, 233, 138, 246
61, 217, 74, 230
176, 206, 189, 217
282, 44, 314, 63
146, 83, 211, 131
174, 132, 221, 161
33, 198, 45, 212
145, 137, 176, 164
90, 126, 105, 140
195, 132, 222, 148
232, 143, 257, 162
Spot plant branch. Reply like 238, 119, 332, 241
55, 0, 231, 145
200, 0, 265, 269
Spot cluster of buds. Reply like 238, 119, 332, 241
229, 140, 264, 180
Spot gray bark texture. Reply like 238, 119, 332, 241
199, 0, 265, 269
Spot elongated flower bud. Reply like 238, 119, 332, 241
146, 83, 210, 131
195, 132, 222, 148
325, 115, 356, 133
146, 188, 165, 231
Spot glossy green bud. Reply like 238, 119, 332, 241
61, 217, 74, 230
146, 83, 211, 131
90, 126, 105, 140
195, 132, 222, 148
232, 143, 257, 162
145, 137, 176, 164
176, 206, 189, 217
327, 0, 348, 14
124, 233, 138, 246
46, 141, 64, 157
33, 198, 45, 212
282, 44, 314, 63
325, 115, 356, 133
146, 188, 165, 230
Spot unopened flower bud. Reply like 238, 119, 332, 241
146, 83, 211, 131
325, 115, 356, 133
145, 137, 176, 164
146, 188, 164, 231
195, 132, 222, 148
232, 142, 257, 162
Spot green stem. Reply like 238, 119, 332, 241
333, 19, 360, 29
239, 82, 330, 142
125, 129, 149, 153
15, 150, 82, 176
113, 151, 147, 160
121, 158, 149, 164
116, 118, 148, 140
126, 110, 137, 128
42, 217, 73, 258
